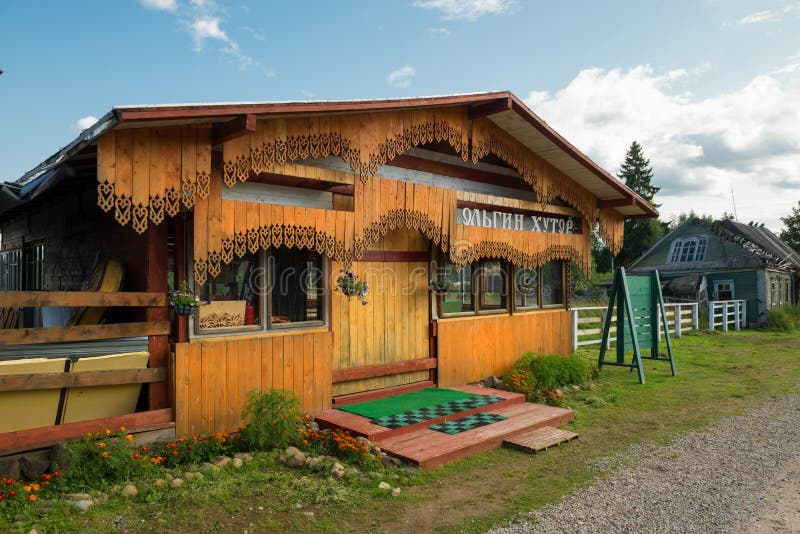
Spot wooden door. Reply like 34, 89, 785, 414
331, 229, 430, 395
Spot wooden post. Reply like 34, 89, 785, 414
722, 302, 729, 332
655, 307, 661, 344
692, 302, 699, 330
174, 216, 189, 343
742, 300, 747, 328
709, 301, 715, 331
146, 222, 170, 411
734, 301, 741, 331
675, 304, 682, 338
571, 309, 578, 353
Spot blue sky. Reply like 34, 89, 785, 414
1, 0, 799, 229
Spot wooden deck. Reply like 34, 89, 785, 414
313, 385, 574, 469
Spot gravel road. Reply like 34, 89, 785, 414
489, 394, 800, 534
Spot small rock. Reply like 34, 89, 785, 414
94, 492, 108, 505
233, 452, 253, 462
310, 421, 320, 431
330, 462, 345, 478
391, 487, 402, 497
27, 528, 41, 534
183, 472, 194, 480
285, 446, 301, 457
169, 478, 184, 488
214, 455, 231, 467
391, 457, 402, 466
186, 463, 197, 472
373, 446, 382, 454
231, 458, 243, 468
381, 455, 394, 466
346, 467, 360, 476
484, 375, 504, 389
199, 462, 220, 474
62, 493, 92, 500
111, 484, 121, 494
286, 452, 306, 468
71, 499, 93, 511
378, 481, 391, 490
154, 478, 166, 487
121, 484, 138, 498
136, 481, 151, 495
302, 511, 315, 518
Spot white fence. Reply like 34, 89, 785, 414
571, 303, 700, 352
708, 299, 747, 332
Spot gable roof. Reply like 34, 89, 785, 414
2, 91, 657, 219
712, 219, 800, 271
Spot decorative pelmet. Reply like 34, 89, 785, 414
222, 107, 470, 187
96, 126, 211, 234
597, 208, 625, 255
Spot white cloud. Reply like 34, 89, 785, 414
386, 65, 416, 88
139, 0, 177, 12
428, 26, 452, 37
726, 2, 800, 27
413, 0, 516, 21
191, 17, 228, 49
524, 60, 800, 231
72, 115, 98, 133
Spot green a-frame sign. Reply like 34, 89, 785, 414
598, 268, 675, 384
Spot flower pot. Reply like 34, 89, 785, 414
173, 303, 198, 316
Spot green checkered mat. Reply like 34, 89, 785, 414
370, 394, 505, 429
428, 413, 508, 435
336, 388, 479, 419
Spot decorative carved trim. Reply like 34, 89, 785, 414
598, 207, 625, 255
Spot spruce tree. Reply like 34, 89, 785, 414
614, 141, 664, 266
617, 141, 660, 207
780, 201, 800, 253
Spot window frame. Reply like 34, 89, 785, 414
190, 248, 329, 338
0, 248, 22, 291
668, 235, 708, 264
714, 280, 734, 301
475, 259, 508, 315
540, 261, 566, 309
512, 266, 541, 311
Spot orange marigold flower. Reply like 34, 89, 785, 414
29, 494, 37, 502
24, 485, 31, 493
119, 426, 127, 432
101, 452, 110, 458
125, 434, 134, 442
104, 428, 112, 435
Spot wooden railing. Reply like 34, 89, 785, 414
571, 303, 699, 352
0, 291, 173, 453
708, 299, 747, 331
0, 291, 168, 345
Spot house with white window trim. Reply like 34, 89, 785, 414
628, 217, 799, 326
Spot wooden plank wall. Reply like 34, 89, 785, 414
436, 310, 572, 387
173, 330, 332, 437
331, 228, 430, 395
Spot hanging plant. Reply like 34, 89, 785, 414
335, 270, 369, 305
429, 274, 454, 296
168, 280, 205, 316
516, 269, 538, 295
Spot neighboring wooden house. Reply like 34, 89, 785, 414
0, 92, 655, 450
629, 218, 800, 326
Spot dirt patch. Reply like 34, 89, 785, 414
739, 462, 800, 533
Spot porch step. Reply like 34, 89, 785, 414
503, 426, 578, 453
315, 384, 525, 442
376, 402, 574, 469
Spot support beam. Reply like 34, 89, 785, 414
468, 97, 512, 119
211, 114, 256, 146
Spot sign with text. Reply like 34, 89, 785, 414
457, 207, 578, 234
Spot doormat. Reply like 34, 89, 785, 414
369, 394, 506, 429
429, 413, 508, 435
336, 388, 478, 419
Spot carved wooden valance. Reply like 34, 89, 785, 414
97, 127, 211, 234
598, 208, 625, 255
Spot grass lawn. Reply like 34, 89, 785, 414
8, 329, 800, 533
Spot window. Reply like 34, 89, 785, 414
541, 261, 564, 306
440, 263, 473, 314
268, 248, 325, 328
24, 242, 45, 290
514, 268, 539, 309
477, 260, 507, 312
196, 253, 262, 332
193, 248, 327, 335
668, 236, 708, 264
714, 280, 734, 301
0, 249, 22, 291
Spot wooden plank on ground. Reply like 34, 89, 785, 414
503, 426, 579, 453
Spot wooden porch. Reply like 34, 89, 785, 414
313, 384, 575, 470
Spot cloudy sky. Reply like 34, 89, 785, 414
1, 0, 798, 231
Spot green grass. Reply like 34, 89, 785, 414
5, 329, 799, 533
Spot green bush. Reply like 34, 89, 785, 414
767, 304, 800, 332
241, 389, 302, 451
504, 352, 591, 405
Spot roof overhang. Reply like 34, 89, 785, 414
3, 92, 658, 219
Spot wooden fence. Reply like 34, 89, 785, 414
708, 299, 747, 331
0, 291, 172, 453
571, 302, 699, 352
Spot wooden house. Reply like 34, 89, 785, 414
628, 217, 799, 325
0, 92, 655, 450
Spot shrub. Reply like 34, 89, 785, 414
767, 304, 800, 332
54, 427, 152, 490
241, 389, 302, 451
504, 367, 538, 400
504, 352, 592, 405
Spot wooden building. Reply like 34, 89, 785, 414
0, 92, 655, 447
629, 217, 799, 325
